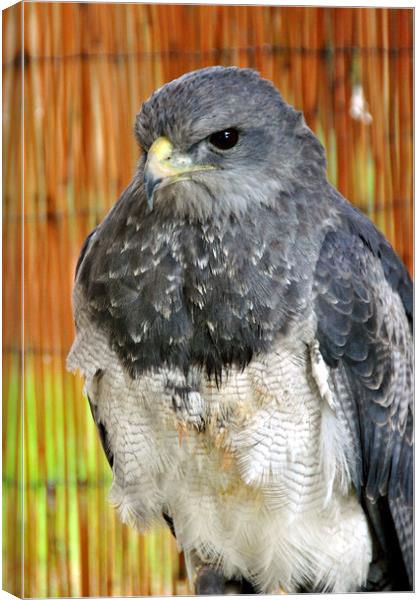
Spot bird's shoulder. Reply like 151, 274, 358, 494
324, 194, 412, 324
312, 195, 413, 489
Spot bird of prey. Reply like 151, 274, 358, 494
67, 66, 413, 594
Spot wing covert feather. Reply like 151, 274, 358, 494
313, 227, 413, 587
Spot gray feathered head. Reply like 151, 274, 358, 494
135, 66, 327, 219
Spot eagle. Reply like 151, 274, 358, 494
67, 66, 413, 594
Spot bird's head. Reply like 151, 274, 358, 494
135, 66, 327, 219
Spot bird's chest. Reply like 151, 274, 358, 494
98, 345, 371, 593
82, 217, 307, 381
102, 341, 331, 526
73, 314, 372, 593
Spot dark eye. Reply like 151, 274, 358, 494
209, 128, 239, 150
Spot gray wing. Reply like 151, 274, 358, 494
87, 378, 114, 469
74, 228, 115, 469
313, 218, 413, 589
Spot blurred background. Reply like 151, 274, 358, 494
2, 3, 413, 597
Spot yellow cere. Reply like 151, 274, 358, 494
147, 136, 216, 179
150, 136, 173, 162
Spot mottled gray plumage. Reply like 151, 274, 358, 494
68, 67, 412, 593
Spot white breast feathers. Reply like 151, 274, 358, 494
67, 312, 372, 593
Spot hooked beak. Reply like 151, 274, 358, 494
143, 136, 215, 210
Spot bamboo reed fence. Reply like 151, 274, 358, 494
2, 3, 413, 598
